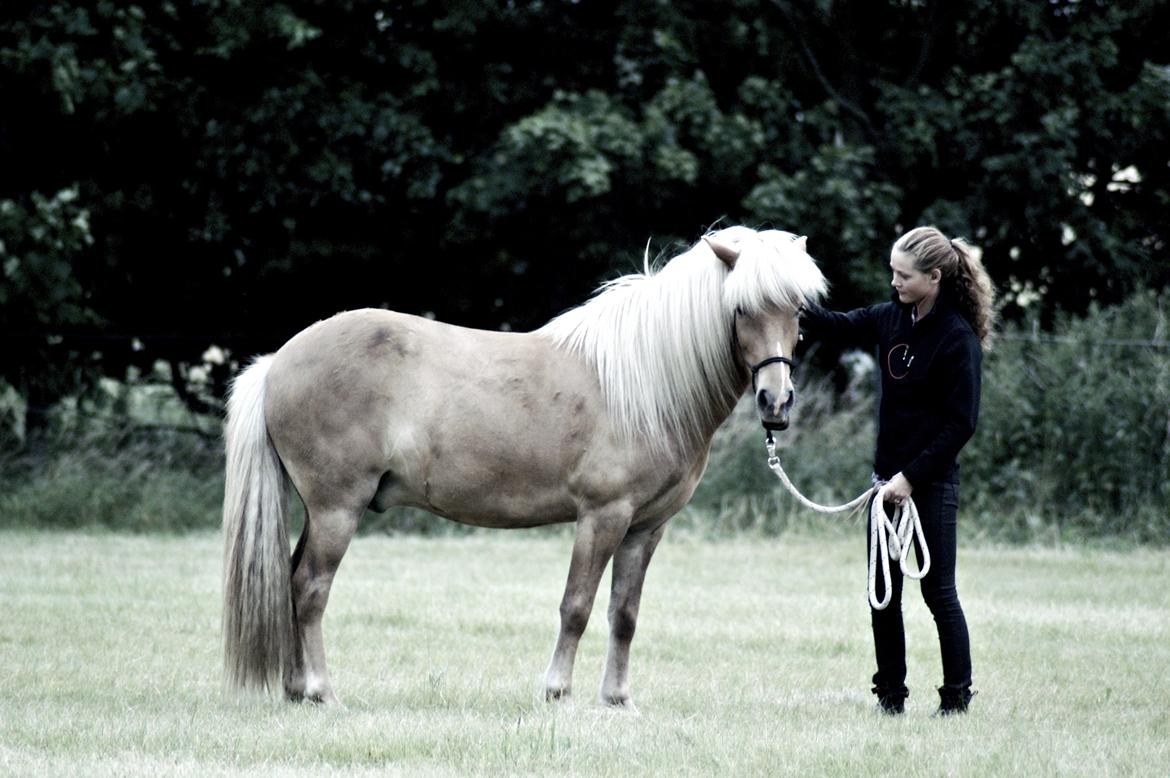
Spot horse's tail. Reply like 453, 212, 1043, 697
221, 354, 295, 696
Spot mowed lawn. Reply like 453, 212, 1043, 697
1, 529, 1167, 776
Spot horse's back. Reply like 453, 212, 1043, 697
262, 309, 619, 525
266, 308, 579, 425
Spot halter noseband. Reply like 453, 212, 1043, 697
749, 355, 795, 391
755, 355, 796, 437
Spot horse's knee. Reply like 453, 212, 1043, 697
559, 596, 592, 637
609, 604, 638, 642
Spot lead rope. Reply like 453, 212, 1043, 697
764, 433, 930, 610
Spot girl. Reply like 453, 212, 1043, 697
800, 226, 996, 715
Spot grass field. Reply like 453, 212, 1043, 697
1, 530, 1167, 776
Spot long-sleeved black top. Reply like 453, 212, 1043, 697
800, 290, 982, 486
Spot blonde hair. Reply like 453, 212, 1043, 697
895, 226, 997, 350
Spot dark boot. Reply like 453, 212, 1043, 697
872, 685, 909, 715
932, 687, 976, 717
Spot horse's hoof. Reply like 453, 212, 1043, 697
302, 687, 343, 707
545, 687, 572, 703
602, 694, 639, 714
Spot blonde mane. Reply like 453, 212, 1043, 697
538, 226, 827, 453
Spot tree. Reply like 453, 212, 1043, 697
2, 0, 1168, 433
758, 0, 1170, 318
0, 185, 98, 434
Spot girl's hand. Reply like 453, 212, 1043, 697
883, 472, 914, 506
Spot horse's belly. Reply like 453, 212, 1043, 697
375, 422, 583, 527
434, 494, 578, 529
399, 458, 579, 528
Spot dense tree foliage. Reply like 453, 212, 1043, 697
2, 0, 1168, 428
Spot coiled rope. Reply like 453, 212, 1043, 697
764, 434, 930, 610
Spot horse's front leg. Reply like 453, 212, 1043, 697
544, 503, 633, 702
600, 522, 667, 710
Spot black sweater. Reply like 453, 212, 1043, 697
801, 291, 982, 486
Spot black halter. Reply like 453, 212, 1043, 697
731, 311, 798, 391
731, 312, 799, 438
749, 355, 795, 391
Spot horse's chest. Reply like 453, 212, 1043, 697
566, 446, 705, 523
632, 459, 707, 523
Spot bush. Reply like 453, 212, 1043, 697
3, 291, 1167, 543
0, 427, 223, 532
0, 374, 225, 532
686, 290, 1170, 544
680, 361, 877, 538
963, 290, 1170, 543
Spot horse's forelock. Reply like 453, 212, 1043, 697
713, 227, 828, 314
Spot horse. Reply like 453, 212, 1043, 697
222, 225, 827, 709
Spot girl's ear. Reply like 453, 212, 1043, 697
931, 268, 942, 283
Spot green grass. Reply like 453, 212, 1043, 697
1, 530, 1167, 776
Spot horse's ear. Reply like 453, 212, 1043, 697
794, 235, 808, 252
704, 236, 740, 269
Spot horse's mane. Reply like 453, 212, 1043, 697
538, 226, 827, 454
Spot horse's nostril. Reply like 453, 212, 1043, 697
757, 389, 773, 412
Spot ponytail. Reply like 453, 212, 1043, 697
948, 237, 997, 351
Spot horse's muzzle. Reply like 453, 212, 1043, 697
761, 416, 790, 432
757, 388, 793, 431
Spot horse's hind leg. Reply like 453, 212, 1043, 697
286, 504, 361, 705
544, 503, 633, 702
600, 522, 666, 710
284, 529, 309, 699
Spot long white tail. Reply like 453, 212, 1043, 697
221, 355, 294, 695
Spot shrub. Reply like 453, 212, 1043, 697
0, 375, 225, 532
687, 290, 1170, 543
681, 364, 877, 538
3, 291, 1167, 543
0, 427, 223, 532
963, 290, 1170, 542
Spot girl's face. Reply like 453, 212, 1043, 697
889, 249, 939, 306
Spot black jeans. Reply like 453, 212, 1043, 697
868, 476, 971, 698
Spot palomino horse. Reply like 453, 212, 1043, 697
222, 225, 826, 708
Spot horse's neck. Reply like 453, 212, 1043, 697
678, 369, 751, 462
538, 263, 750, 458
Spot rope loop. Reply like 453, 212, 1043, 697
764, 438, 930, 610
866, 483, 930, 610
